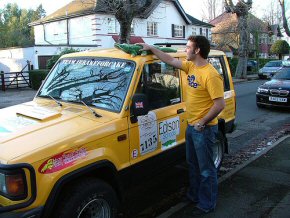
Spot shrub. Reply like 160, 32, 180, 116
29, 70, 49, 90
47, 48, 79, 70
228, 57, 238, 77
270, 40, 290, 60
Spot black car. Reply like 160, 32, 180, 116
247, 60, 257, 71
256, 67, 290, 108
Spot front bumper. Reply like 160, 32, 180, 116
256, 93, 290, 108
0, 206, 43, 218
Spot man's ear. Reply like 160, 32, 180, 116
195, 48, 200, 54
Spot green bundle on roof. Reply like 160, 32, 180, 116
114, 43, 177, 57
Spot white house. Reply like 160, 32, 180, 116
0, 0, 213, 71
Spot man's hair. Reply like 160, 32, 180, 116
187, 35, 210, 59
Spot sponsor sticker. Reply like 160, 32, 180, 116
132, 149, 138, 159
0, 116, 37, 138
135, 102, 144, 109
224, 90, 234, 99
159, 117, 180, 150
138, 112, 158, 155
39, 147, 88, 174
62, 59, 126, 68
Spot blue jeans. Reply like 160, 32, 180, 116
186, 125, 218, 212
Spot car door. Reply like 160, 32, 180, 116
128, 61, 187, 165
208, 55, 236, 130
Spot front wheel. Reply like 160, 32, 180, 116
213, 131, 225, 170
54, 178, 118, 218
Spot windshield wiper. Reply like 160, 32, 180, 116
80, 101, 102, 118
48, 95, 63, 107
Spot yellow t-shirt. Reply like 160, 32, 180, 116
181, 61, 224, 126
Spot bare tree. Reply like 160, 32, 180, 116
90, 0, 160, 44
278, 0, 290, 37
224, 0, 253, 79
262, 0, 281, 25
201, 0, 223, 22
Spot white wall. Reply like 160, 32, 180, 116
0, 47, 35, 72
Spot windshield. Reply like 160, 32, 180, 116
264, 61, 282, 67
272, 68, 290, 80
38, 57, 136, 112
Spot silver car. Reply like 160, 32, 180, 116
258, 60, 283, 79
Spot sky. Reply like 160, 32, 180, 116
0, 0, 287, 21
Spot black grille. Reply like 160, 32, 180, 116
270, 89, 289, 97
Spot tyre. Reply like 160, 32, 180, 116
54, 178, 118, 218
213, 131, 225, 170
258, 75, 264, 79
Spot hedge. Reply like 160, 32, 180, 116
29, 70, 50, 90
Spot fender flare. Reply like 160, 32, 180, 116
41, 160, 122, 218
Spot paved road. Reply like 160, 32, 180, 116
229, 80, 290, 153
0, 88, 36, 109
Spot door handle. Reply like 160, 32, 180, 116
177, 108, 185, 114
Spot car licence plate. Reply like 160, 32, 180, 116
269, 96, 287, 102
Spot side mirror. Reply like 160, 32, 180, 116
130, 93, 149, 123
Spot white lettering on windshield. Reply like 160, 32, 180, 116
62, 59, 126, 68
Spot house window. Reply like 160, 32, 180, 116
208, 29, 212, 41
131, 22, 134, 34
203, 28, 207, 37
108, 18, 117, 33
172, 24, 184, 37
259, 34, 267, 44
192, 27, 197, 36
147, 22, 158, 36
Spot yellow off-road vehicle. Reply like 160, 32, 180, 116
0, 44, 236, 218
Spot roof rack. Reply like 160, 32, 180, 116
154, 43, 186, 47
154, 42, 218, 48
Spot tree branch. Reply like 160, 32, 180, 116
279, 0, 290, 37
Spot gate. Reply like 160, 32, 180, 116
1, 61, 32, 91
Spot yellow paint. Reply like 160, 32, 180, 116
0, 47, 236, 212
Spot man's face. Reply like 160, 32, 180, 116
185, 40, 197, 61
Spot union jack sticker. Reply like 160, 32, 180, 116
135, 102, 143, 108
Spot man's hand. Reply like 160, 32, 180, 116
194, 122, 205, 132
136, 43, 152, 51
136, 43, 182, 69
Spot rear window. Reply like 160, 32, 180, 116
265, 61, 282, 67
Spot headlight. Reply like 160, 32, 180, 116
0, 170, 26, 199
257, 87, 269, 93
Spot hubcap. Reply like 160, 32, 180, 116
78, 199, 111, 218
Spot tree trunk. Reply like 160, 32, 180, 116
118, 20, 132, 44
279, 0, 290, 37
235, 15, 248, 79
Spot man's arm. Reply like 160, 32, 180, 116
138, 43, 182, 69
198, 97, 225, 127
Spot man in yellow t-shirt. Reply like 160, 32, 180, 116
138, 35, 225, 215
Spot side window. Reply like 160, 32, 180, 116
136, 62, 181, 110
208, 57, 230, 91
